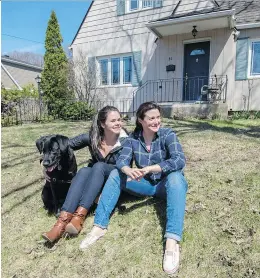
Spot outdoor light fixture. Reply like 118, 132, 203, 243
35, 75, 41, 85
192, 26, 198, 38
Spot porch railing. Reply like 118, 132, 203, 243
132, 75, 228, 114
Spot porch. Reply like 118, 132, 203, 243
131, 75, 228, 117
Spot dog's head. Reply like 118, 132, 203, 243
36, 135, 74, 173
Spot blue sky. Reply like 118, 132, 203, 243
1, 1, 92, 55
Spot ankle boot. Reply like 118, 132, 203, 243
65, 206, 88, 236
42, 211, 73, 243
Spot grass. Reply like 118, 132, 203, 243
1, 119, 260, 278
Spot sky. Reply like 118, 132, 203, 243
1, 0, 92, 56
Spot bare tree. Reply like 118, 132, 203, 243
68, 49, 107, 105
6, 51, 44, 67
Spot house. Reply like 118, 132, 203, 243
1, 55, 42, 90
70, 0, 260, 116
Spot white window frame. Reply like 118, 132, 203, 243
97, 54, 133, 87
247, 38, 260, 79
126, 0, 155, 13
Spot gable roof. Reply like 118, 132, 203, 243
1, 55, 43, 70
70, 1, 94, 47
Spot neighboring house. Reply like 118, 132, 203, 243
70, 0, 260, 113
1, 55, 42, 90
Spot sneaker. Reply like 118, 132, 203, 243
79, 229, 107, 250
163, 243, 180, 275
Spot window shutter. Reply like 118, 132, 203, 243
154, 0, 163, 8
235, 38, 249, 80
88, 57, 96, 87
132, 51, 142, 87
117, 0, 125, 16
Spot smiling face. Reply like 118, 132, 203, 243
101, 111, 122, 135
138, 108, 161, 134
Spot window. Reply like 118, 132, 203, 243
111, 58, 120, 84
127, 0, 157, 12
249, 40, 260, 77
190, 49, 205, 56
130, 0, 139, 11
99, 59, 108, 85
143, 0, 153, 8
98, 55, 133, 86
123, 56, 132, 84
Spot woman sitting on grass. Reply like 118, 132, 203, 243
42, 106, 128, 243
80, 102, 188, 275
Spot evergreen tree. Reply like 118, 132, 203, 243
41, 11, 71, 116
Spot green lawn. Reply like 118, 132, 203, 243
1, 119, 260, 278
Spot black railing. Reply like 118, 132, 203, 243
132, 75, 228, 114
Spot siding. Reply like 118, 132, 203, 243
1, 61, 42, 89
1, 68, 17, 89
72, 0, 215, 101
233, 28, 260, 111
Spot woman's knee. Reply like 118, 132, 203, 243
76, 167, 92, 178
165, 171, 188, 191
91, 162, 108, 173
109, 169, 121, 179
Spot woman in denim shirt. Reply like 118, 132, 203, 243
80, 102, 188, 275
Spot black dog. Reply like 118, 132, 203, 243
36, 135, 77, 216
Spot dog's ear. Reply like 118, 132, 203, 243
55, 135, 70, 154
36, 136, 49, 154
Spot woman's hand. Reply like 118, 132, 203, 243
140, 166, 152, 176
141, 165, 162, 175
122, 166, 145, 181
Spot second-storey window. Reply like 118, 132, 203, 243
130, 0, 138, 11
128, 0, 156, 12
143, 0, 153, 8
98, 55, 133, 86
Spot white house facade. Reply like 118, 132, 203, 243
70, 0, 260, 114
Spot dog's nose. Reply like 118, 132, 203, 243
42, 160, 50, 167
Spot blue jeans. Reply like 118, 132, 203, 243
94, 169, 188, 241
62, 162, 115, 213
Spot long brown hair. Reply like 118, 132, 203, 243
89, 106, 121, 154
134, 102, 161, 134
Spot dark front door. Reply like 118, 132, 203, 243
183, 41, 210, 101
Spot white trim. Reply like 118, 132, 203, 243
1, 63, 22, 90
237, 23, 260, 30
147, 9, 235, 28
183, 37, 212, 44
247, 38, 260, 79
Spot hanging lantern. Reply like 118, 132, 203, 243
192, 26, 198, 38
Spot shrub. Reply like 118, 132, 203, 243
229, 111, 260, 120
58, 101, 96, 120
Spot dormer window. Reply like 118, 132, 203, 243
127, 0, 161, 13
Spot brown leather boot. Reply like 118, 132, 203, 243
65, 206, 88, 236
42, 211, 73, 243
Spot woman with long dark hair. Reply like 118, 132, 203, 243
80, 102, 188, 275
42, 106, 128, 243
